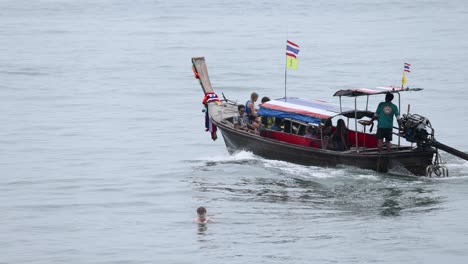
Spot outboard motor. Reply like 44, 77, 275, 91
399, 113, 433, 146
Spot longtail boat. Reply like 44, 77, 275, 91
192, 57, 468, 176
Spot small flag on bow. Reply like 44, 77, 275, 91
286, 40, 300, 70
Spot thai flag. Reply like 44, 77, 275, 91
404, 63, 411, 73
286, 40, 300, 58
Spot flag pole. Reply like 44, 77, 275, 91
284, 45, 288, 101
401, 71, 405, 88
284, 33, 288, 101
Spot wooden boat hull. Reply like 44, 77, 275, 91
215, 120, 435, 176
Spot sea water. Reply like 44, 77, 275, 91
1, 0, 468, 263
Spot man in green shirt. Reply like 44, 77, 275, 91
371, 93, 400, 152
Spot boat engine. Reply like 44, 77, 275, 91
399, 113, 433, 145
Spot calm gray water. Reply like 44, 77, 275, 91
1, 0, 468, 263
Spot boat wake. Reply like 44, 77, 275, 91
190, 150, 468, 179
189, 151, 265, 168
187, 151, 465, 217
189, 150, 380, 180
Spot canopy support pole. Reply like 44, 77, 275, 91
397, 92, 401, 149
355, 97, 359, 152
339, 96, 342, 113
366, 95, 369, 111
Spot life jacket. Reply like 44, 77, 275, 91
245, 100, 252, 115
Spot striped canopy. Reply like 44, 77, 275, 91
333, 86, 423, 97
257, 97, 353, 124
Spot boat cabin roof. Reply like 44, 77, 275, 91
258, 97, 367, 124
333, 86, 423, 97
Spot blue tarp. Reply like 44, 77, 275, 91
257, 107, 322, 124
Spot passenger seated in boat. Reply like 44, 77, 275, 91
260, 96, 274, 128
233, 105, 259, 133
321, 119, 333, 149
270, 118, 283, 131
330, 119, 350, 151
313, 126, 321, 139
305, 126, 317, 138
233, 105, 250, 131
305, 125, 322, 148
245, 92, 260, 130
